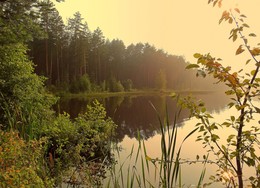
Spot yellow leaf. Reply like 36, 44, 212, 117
250, 48, 260, 56
221, 11, 230, 20
218, 0, 222, 8
227, 75, 237, 86
234, 8, 240, 14
145, 155, 152, 161
251, 70, 256, 76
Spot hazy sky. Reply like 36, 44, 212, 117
53, 0, 260, 71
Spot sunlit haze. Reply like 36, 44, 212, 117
53, 0, 260, 71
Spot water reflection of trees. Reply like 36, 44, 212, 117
56, 92, 230, 143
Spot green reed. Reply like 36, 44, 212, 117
106, 102, 201, 188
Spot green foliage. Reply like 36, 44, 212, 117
0, 1, 116, 187
75, 100, 116, 156
0, 130, 54, 187
122, 79, 133, 91
108, 77, 125, 92
185, 2, 260, 187
0, 0, 44, 44
28, 3, 210, 91
0, 43, 56, 139
79, 74, 92, 92
42, 100, 116, 185
69, 74, 92, 93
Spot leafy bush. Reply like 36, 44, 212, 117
0, 130, 53, 187
75, 100, 116, 156
122, 79, 133, 91
108, 77, 124, 92
0, 43, 56, 139
78, 74, 92, 92
69, 74, 93, 93
42, 100, 116, 185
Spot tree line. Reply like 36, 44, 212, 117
27, 0, 220, 93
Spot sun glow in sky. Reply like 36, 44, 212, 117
53, 0, 260, 70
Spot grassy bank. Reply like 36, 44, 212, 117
57, 89, 218, 99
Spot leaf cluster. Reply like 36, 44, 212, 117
185, 3, 260, 187
42, 100, 116, 185
0, 131, 53, 187
0, 43, 56, 139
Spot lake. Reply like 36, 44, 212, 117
57, 91, 258, 187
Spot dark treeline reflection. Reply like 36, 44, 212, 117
57, 92, 229, 142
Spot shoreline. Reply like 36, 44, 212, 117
57, 89, 220, 99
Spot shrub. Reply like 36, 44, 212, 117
42, 100, 116, 186
0, 130, 53, 187
78, 74, 92, 92
109, 77, 124, 92
0, 43, 56, 140
122, 79, 133, 91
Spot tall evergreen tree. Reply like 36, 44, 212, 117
0, 0, 42, 44
90, 27, 105, 84
67, 11, 90, 81
107, 39, 126, 80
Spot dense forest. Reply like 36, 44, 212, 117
25, 0, 222, 93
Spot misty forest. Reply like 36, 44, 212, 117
29, 5, 220, 93
0, 0, 260, 188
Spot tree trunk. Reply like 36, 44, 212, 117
56, 46, 60, 85
45, 39, 49, 77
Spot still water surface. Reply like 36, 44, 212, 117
58, 91, 258, 187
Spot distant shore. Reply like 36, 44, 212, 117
58, 89, 219, 99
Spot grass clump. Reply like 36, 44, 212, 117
106, 102, 200, 188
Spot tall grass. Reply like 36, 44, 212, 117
105, 102, 200, 188
0, 92, 35, 140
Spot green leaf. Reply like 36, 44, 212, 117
222, 122, 231, 127
186, 64, 200, 69
225, 90, 235, 95
249, 33, 257, 37
145, 155, 152, 161
232, 33, 238, 42
170, 92, 177, 98
246, 59, 251, 65
227, 135, 235, 142
194, 53, 202, 58
211, 134, 220, 142
242, 23, 250, 28
236, 45, 244, 55
201, 107, 206, 113
228, 18, 233, 24
251, 70, 256, 76
227, 102, 235, 108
